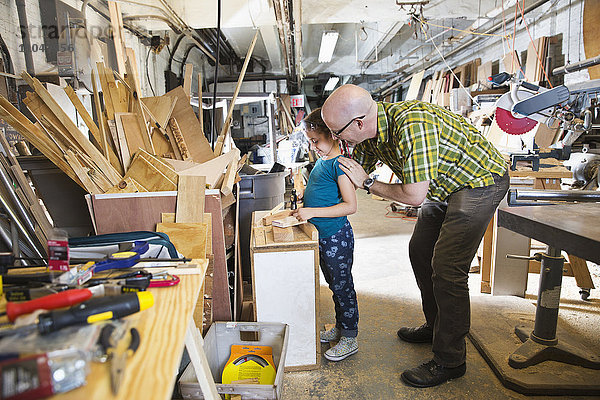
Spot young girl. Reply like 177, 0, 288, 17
292, 108, 359, 362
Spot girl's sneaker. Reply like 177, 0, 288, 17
320, 326, 340, 343
324, 336, 358, 361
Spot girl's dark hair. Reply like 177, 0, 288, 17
302, 108, 329, 134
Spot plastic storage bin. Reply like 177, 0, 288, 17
179, 322, 289, 400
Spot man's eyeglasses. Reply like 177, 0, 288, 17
330, 115, 365, 138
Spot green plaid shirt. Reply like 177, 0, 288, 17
352, 101, 507, 202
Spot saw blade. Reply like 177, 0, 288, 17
494, 107, 538, 135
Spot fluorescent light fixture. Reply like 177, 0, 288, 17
324, 76, 340, 92
319, 31, 339, 63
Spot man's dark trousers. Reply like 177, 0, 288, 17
408, 171, 509, 367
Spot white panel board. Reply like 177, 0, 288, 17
253, 250, 317, 368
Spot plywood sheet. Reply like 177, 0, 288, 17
90, 192, 176, 234
124, 155, 177, 191
156, 222, 208, 259
165, 87, 214, 163
142, 96, 176, 128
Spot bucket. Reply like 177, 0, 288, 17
238, 171, 287, 279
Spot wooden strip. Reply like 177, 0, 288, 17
299, 221, 319, 241
568, 254, 595, 289
90, 69, 109, 157
176, 175, 206, 223
107, 1, 126, 74
21, 72, 122, 184
124, 55, 154, 154
214, 31, 259, 156
64, 150, 103, 194
64, 85, 101, 146
114, 113, 132, 170
220, 156, 238, 196
272, 216, 305, 228
168, 118, 190, 160
125, 47, 142, 95
106, 65, 127, 114
96, 62, 115, 120
262, 210, 293, 226
183, 63, 193, 98
197, 71, 203, 129
205, 194, 231, 321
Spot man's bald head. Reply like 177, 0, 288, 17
322, 84, 373, 123
321, 84, 378, 142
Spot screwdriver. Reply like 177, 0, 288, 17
0, 292, 154, 338
0, 288, 93, 322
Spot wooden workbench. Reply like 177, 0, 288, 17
54, 261, 216, 400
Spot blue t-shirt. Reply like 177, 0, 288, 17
303, 156, 348, 238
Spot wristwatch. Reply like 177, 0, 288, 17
363, 177, 375, 194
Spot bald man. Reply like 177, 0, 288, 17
322, 84, 509, 388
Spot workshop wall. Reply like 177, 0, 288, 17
0, 0, 175, 97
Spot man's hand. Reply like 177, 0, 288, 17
292, 207, 313, 221
338, 157, 368, 189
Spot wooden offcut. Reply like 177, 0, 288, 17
156, 222, 208, 259
271, 216, 305, 228
176, 175, 206, 223
165, 86, 214, 163
124, 153, 177, 191
183, 63, 193, 98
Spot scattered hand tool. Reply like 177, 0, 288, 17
0, 292, 154, 338
100, 324, 141, 395
0, 288, 93, 322
88, 241, 149, 274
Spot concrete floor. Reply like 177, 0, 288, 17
282, 190, 600, 399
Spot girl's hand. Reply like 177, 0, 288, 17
292, 207, 313, 221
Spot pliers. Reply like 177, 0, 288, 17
99, 324, 141, 395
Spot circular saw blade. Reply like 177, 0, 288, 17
494, 106, 538, 135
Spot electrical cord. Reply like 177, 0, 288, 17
146, 47, 156, 96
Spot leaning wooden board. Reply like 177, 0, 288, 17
56, 263, 207, 400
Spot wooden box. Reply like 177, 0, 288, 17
250, 210, 320, 371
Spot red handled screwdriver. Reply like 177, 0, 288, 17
0, 288, 93, 322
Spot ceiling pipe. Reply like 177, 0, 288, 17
15, 0, 35, 74
122, 15, 182, 34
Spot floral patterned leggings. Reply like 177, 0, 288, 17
319, 221, 358, 338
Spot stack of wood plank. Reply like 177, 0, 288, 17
0, 61, 245, 197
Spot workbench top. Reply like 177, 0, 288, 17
498, 203, 600, 264
55, 261, 207, 400
252, 210, 318, 249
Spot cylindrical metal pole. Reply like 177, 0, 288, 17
531, 246, 563, 344
15, 0, 35, 74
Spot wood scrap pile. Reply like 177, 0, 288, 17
0, 61, 244, 198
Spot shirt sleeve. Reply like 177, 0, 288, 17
351, 142, 378, 175
397, 111, 439, 183
332, 157, 345, 178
